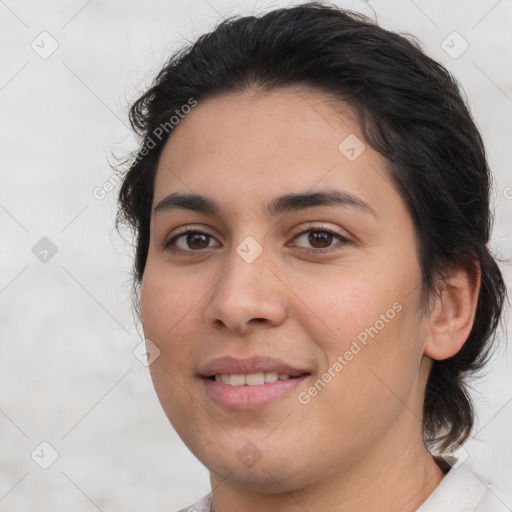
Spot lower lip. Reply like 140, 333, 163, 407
201, 376, 309, 410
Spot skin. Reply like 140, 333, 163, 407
140, 86, 481, 512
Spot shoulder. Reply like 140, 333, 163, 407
417, 460, 510, 512
175, 492, 212, 512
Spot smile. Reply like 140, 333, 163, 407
202, 375, 311, 409
211, 372, 295, 386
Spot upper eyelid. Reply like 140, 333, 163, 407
166, 225, 219, 242
165, 223, 349, 249
167, 222, 346, 239
289, 224, 349, 244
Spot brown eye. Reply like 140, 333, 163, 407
185, 232, 210, 250
308, 231, 333, 248
165, 229, 220, 252
293, 227, 349, 251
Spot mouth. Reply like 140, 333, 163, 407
199, 354, 310, 378
199, 356, 312, 410
207, 372, 309, 386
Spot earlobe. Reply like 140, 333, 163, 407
424, 262, 481, 361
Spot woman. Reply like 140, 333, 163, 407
116, 2, 508, 510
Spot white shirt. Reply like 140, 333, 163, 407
416, 459, 510, 512
176, 460, 510, 512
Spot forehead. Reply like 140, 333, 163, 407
152, 86, 400, 221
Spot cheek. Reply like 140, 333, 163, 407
140, 263, 201, 344
292, 258, 423, 410
317, 299, 423, 427
140, 267, 204, 402
140, 269, 205, 433
289, 262, 404, 354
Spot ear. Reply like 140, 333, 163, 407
424, 261, 481, 361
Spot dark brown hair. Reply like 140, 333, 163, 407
115, 1, 507, 452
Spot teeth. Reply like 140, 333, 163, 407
230, 374, 246, 386
214, 372, 294, 386
245, 372, 265, 385
264, 372, 278, 383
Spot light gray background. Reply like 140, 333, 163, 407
1, 0, 511, 510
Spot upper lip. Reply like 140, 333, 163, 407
199, 356, 311, 378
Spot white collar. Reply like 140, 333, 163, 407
416, 459, 493, 512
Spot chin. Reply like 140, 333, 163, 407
202, 447, 319, 494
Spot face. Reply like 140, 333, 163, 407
140, 87, 433, 493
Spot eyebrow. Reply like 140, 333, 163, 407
154, 189, 377, 218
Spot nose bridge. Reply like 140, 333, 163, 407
204, 235, 287, 331
216, 237, 270, 307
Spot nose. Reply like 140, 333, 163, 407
204, 245, 289, 335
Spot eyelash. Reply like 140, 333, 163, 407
163, 224, 350, 255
